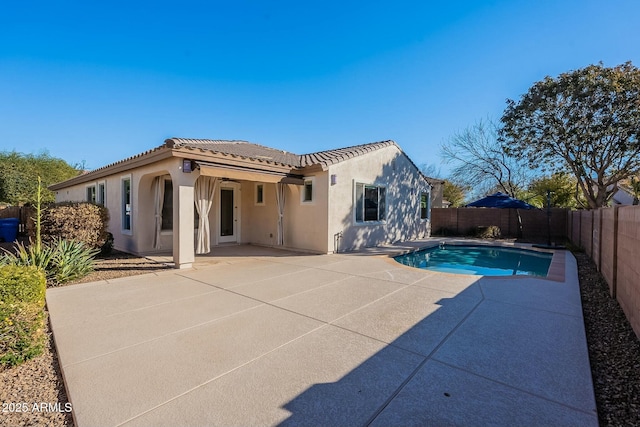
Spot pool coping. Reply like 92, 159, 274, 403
382, 239, 566, 282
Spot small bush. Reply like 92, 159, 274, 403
476, 225, 502, 239
39, 202, 109, 249
100, 232, 114, 256
0, 265, 47, 367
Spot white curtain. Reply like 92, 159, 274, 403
194, 176, 218, 254
276, 183, 286, 246
153, 176, 165, 250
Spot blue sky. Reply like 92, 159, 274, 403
2, 0, 639, 176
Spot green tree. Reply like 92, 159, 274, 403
441, 119, 534, 198
526, 173, 584, 208
501, 62, 640, 209
442, 180, 467, 207
0, 151, 79, 205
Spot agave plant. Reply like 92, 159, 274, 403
49, 238, 100, 285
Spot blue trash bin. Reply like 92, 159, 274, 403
0, 218, 19, 242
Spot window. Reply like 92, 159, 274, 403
420, 192, 430, 219
122, 177, 132, 232
162, 179, 173, 230
97, 182, 106, 206
86, 185, 96, 203
300, 177, 315, 204
355, 183, 386, 222
255, 183, 265, 205
303, 180, 313, 202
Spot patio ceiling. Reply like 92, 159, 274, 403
196, 160, 305, 185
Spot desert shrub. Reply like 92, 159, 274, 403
39, 202, 109, 249
0, 265, 47, 367
1, 238, 99, 286
476, 225, 502, 239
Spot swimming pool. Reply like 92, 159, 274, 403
394, 244, 553, 277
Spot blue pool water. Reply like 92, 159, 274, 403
394, 244, 553, 277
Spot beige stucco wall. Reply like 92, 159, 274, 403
239, 181, 280, 247
327, 145, 431, 252
54, 157, 192, 255
238, 176, 329, 253
284, 172, 330, 253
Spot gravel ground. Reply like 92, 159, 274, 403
575, 251, 640, 426
1, 249, 639, 426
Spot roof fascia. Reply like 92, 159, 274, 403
171, 147, 298, 173
49, 147, 173, 190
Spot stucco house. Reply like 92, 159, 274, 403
50, 139, 432, 268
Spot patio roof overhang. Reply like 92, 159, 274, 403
196, 160, 305, 185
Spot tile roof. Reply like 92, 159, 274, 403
300, 140, 398, 168
50, 138, 421, 190
166, 138, 399, 169
167, 138, 301, 167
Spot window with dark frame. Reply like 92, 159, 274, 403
355, 183, 386, 222
122, 178, 131, 231
86, 186, 96, 203
420, 192, 429, 219
162, 179, 173, 230
256, 184, 264, 204
97, 183, 105, 205
303, 180, 313, 202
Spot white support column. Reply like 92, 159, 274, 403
172, 172, 197, 269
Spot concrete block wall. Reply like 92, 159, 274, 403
592, 209, 601, 270
569, 205, 640, 340
580, 210, 593, 257
616, 207, 640, 339
571, 211, 581, 245
431, 207, 567, 240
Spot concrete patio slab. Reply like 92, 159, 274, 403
412, 270, 484, 296
47, 241, 598, 427
61, 304, 323, 426
370, 360, 598, 427
123, 325, 424, 427
50, 289, 262, 365
333, 284, 482, 356
230, 268, 350, 302
46, 273, 217, 328
432, 299, 595, 412
271, 275, 405, 322
177, 260, 312, 288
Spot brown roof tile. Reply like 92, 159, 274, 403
300, 140, 398, 168
166, 138, 399, 169
166, 138, 301, 167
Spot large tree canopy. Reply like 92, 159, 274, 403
501, 62, 640, 209
0, 151, 80, 205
